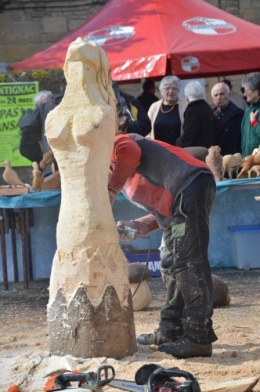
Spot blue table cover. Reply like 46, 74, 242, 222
0, 190, 61, 208
0, 178, 260, 208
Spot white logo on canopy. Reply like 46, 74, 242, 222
183, 17, 236, 35
181, 56, 200, 72
84, 26, 135, 46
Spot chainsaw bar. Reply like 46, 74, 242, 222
109, 379, 147, 392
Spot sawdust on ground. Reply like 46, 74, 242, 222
0, 269, 260, 392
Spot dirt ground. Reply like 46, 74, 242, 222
0, 268, 260, 392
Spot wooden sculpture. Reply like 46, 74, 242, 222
212, 274, 231, 307
2, 160, 25, 187
206, 145, 223, 182
45, 38, 136, 359
0, 160, 28, 195
31, 162, 44, 191
222, 153, 242, 179
128, 263, 152, 311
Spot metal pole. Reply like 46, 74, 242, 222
6, 209, 19, 282
25, 208, 33, 281
0, 208, 8, 291
19, 209, 29, 290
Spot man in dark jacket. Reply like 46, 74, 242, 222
112, 81, 151, 136
137, 79, 159, 113
19, 90, 53, 163
108, 133, 218, 359
19, 92, 63, 173
176, 81, 215, 148
211, 82, 244, 156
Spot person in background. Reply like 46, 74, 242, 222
19, 87, 65, 175
222, 79, 248, 111
147, 76, 187, 145
137, 79, 159, 112
211, 82, 244, 156
112, 81, 151, 136
108, 132, 218, 359
33, 90, 53, 107
19, 90, 53, 164
240, 72, 260, 157
176, 81, 215, 149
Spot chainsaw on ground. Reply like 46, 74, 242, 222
43, 364, 201, 392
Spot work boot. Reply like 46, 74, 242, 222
137, 329, 172, 345
158, 336, 212, 359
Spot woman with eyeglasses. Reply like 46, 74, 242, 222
147, 76, 187, 145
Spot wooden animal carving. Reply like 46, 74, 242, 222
206, 145, 223, 182
247, 165, 260, 178
247, 148, 260, 177
212, 274, 230, 307
222, 153, 242, 179
32, 162, 44, 191
128, 263, 152, 311
2, 160, 25, 187
252, 146, 260, 155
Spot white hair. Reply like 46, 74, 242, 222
241, 72, 260, 92
211, 82, 230, 97
33, 90, 53, 107
159, 75, 180, 92
184, 81, 204, 102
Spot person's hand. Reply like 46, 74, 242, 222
118, 114, 129, 134
117, 220, 138, 241
237, 155, 255, 178
250, 109, 259, 122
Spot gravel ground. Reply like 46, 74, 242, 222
0, 268, 260, 391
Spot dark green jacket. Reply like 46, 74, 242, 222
241, 100, 260, 157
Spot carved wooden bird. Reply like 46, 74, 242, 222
2, 160, 25, 187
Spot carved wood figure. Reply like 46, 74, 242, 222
45, 38, 136, 359
222, 153, 242, 179
2, 160, 25, 187
31, 162, 44, 191
247, 165, 260, 177
205, 145, 223, 182
128, 263, 152, 311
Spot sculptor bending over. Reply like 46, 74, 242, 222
108, 133, 218, 359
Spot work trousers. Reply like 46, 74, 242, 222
159, 173, 218, 344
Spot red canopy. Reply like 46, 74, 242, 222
11, 0, 260, 80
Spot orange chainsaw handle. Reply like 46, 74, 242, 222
7, 386, 20, 392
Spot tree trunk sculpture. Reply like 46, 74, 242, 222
45, 38, 137, 359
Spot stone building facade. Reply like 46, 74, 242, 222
0, 0, 107, 65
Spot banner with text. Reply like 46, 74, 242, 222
0, 82, 39, 167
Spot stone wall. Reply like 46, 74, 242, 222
1, 0, 260, 66
204, 0, 260, 100
206, 0, 260, 21
0, 0, 106, 65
